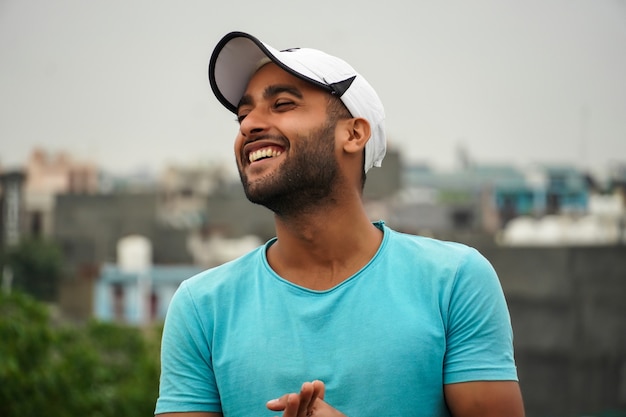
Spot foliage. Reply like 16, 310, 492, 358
2, 238, 63, 301
0, 291, 162, 417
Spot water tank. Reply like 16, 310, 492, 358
500, 216, 538, 245
117, 235, 152, 273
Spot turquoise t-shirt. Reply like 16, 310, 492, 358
155, 223, 518, 416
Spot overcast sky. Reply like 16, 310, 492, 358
1, 0, 625, 178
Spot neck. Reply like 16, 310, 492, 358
267, 198, 383, 290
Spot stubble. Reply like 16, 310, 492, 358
239, 119, 339, 217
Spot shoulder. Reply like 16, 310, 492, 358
378, 226, 500, 298
171, 244, 267, 308
186, 245, 265, 287
383, 225, 484, 267
164, 244, 268, 329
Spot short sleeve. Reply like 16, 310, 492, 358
443, 248, 518, 384
155, 281, 222, 414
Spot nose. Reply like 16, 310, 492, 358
239, 107, 270, 138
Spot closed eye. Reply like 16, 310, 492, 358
274, 100, 296, 111
236, 108, 250, 124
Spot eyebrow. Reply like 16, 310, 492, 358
237, 84, 304, 111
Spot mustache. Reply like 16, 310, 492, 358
243, 133, 288, 146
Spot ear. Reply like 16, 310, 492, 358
339, 117, 371, 156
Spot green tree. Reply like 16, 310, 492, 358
2, 238, 63, 302
0, 291, 161, 417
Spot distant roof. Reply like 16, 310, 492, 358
404, 163, 592, 193
404, 164, 527, 191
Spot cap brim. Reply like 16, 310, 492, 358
209, 32, 275, 113
209, 32, 334, 114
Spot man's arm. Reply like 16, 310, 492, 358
156, 282, 222, 416
156, 413, 222, 417
444, 381, 525, 417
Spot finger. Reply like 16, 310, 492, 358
266, 393, 290, 411
297, 382, 315, 416
284, 393, 301, 417
312, 380, 325, 401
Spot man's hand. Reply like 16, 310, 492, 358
266, 380, 346, 417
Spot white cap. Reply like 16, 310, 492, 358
208, 31, 386, 172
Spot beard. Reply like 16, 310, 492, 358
238, 118, 340, 217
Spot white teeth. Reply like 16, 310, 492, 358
249, 148, 282, 163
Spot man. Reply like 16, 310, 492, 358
155, 31, 524, 417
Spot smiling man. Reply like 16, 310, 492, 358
155, 31, 525, 417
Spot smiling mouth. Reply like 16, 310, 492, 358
248, 146, 283, 163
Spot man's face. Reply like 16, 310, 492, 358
233, 63, 342, 215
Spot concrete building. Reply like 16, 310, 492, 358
0, 170, 27, 248
397, 162, 594, 237
23, 148, 99, 238
476, 244, 626, 417
0, 170, 27, 295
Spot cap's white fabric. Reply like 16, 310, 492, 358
209, 31, 386, 172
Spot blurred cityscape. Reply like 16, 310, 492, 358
1, 145, 626, 416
